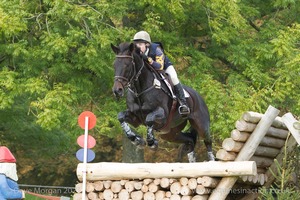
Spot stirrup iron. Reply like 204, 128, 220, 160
178, 105, 190, 115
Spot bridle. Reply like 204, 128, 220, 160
114, 54, 145, 90
114, 53, 172, 99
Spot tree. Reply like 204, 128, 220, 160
0, 0, 129, 186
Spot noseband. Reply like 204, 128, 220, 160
114, 54, 144, 87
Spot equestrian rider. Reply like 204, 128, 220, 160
132, 31, 190, 115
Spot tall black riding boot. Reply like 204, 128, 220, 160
174, 83, 190, 116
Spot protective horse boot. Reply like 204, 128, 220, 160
174, 83, 190, 116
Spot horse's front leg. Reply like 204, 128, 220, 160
145, 107, 166, 150
118, 110, 145, 148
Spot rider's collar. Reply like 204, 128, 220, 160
145, 48, 149, 56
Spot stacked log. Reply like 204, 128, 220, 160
216, 111, 289, 186
73, 176, 220, 200
76, 162, 256, 181
75, 161, 256, 199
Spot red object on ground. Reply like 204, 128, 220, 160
77, 111, 97, 130
26, 191, 61, 200
0, 146, 16, 163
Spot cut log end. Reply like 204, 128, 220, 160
293, 121, 300, 130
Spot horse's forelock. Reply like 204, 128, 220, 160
118, 42, 133, 54
117, 42, 142, 62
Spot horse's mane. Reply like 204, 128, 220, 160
118, 42, 141, 56
118, 42, 131, 52
117, 42, 158, 75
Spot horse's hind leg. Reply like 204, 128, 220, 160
177, 140, 195, 162
178, 129, 197, 163
118, 110, 145, 148
204, 130, 215, 161
160, 127, 196, 162
189, 120, 215, 161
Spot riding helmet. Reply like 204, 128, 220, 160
133, 31, 151, 43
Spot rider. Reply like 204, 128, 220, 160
132, 31, 190, 115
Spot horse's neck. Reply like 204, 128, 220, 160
135, 63, 154, 92
129, 54, 152, 90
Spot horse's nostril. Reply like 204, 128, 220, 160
113, 88, 123, 97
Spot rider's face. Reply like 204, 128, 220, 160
135, 42, 147, 53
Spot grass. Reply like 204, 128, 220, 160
25, 194, 47, 200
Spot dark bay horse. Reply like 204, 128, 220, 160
111, 42, 215, 162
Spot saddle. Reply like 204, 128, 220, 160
154, 71, 190, 99
145, 63, 190, 130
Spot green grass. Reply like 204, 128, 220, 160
25, 194, 47, 200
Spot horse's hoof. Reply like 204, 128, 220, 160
207, 152, 215, 161
187, 151, 196, 163
136, 140, 146, 149
136, 144, 145, 149
147, 139, 158, 151
149, 144, 158, 151
131, 136, 146, 148
134, 140, 145, 149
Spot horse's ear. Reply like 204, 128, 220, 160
129, 43, 135, 53
111, 43, 120, 54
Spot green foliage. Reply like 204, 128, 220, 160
259, 138, 300, 199
273, 0, 299, 8
259, 186, 300, 200
30, 83, 79, 130
0, 68, 18, 109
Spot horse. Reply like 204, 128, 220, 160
111, 42, 215, 162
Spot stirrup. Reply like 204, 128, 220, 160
178, 105, 190, 115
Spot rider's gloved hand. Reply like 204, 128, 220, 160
141, 54, 153, 64
141, 53, 148, 61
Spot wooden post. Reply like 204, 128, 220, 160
282, 113, 300, 145
209, 105, 280, 200
294, 121, 300, 130
264, 113, 300, 187
77, 161, 257, 181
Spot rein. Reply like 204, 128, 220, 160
114, 54, 154, 98
114, 54, 144, 86
115, 52, 178, 131
114, 55, 135, 87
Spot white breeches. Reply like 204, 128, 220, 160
165, 65, 180, 85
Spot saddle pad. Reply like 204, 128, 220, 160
159, 73, 190, 98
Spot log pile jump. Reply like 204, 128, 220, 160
74, 176, 220, 200
216, 110, 289, 186
74, 105, 300, 200
74, 161, 256, 200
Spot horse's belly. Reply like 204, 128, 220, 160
155, 116, 184, 134
155, 128, 170, 134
